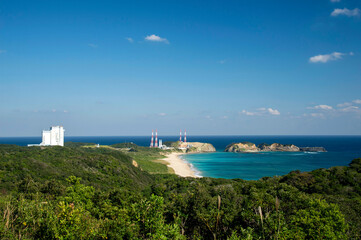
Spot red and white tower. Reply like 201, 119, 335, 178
179, 130, 182, 142
184, 129, 187, 143
150, 130, 154, 147
155, 129, 158, 147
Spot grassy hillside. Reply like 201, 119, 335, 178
66, 142, 173, 174
0, 144, 154, 192
0, 143, 360, 239
110, 143, 173, 174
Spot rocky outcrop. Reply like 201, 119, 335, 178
258, 143, 300, 152
225, 142, 259, 153
299, 147, 327, 152
225, 142, 326, 153
178, 142, 216, 153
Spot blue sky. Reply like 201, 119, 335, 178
0, 0, 361, 136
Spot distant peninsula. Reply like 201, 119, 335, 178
225, 142, 326, 153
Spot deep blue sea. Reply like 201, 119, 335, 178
1, 135, 361, 180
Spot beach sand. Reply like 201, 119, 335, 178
162, 153, 196, 177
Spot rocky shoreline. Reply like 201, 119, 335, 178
225, 142, 326, 153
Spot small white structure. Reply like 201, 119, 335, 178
158, 139, 163, 148
28, 126, 65, 147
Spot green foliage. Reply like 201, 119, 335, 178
350, 158, 361, 172
131, 194, 185, 239
287, 199, 347, 239
0, 144, 154, 191
163, 141, 180, 148
110, 142, 139, 149
0, 144, 360, 239
64, 142, 97, 148
61, 176, 95, 210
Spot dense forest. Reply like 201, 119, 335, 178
0, 143, 360, 239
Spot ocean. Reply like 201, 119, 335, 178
1, 135, 361, 180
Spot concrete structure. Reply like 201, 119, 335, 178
28, 126, 65, 147
159, 139, 163, 148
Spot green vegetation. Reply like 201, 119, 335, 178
111, 144, 173, 174
0, 143, 360, 239
69, 142, 173, 174
163, 141, 181, 148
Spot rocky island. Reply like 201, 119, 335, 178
225, 142, 326, 153
163, 141, 216, 153
179, 141, 216, 153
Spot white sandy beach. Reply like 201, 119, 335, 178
162, 153, 197, 177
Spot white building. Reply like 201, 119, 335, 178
28, 126, 65, 147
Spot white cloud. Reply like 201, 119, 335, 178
307, 105, 333, 110
330, 0, 341, 2
337, 102, 352, 108
145, 34, 169, 44
309, 52, 345, 63
158, 113, 167, 116
88, 43, 98, 48
339, 106, 359, 112
219, 59, 226, 64
241, 110, 257, 116
241, 108, 280, 116
267, 108, 280, 115
336, 100, 361, 107
221, 116, 228, 119
331, 8, 360, 17
125, 37, 134, 43
0, 50, 6, 54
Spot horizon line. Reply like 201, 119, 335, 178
1, 134, 361, 138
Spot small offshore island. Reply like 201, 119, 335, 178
225, 142, 327, 153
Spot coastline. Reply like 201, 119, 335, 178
162, 152, 198, 178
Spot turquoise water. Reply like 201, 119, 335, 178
182, 150, 361, 180
178, 136, 361, 180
